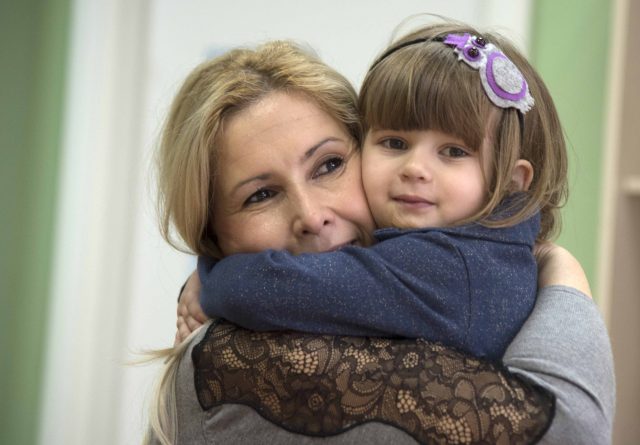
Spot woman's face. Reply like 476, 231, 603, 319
212, 91, 375, 256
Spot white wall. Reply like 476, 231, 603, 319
40, 1, 532, 444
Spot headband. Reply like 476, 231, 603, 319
370, 33, 534, 114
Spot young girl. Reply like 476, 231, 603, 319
191, 21, 568, 361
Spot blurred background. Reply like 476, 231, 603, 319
1, 0, 637, 443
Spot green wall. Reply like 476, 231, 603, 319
531, 0, 612, 298
0, 0, 70, 444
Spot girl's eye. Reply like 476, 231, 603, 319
441, 146, 469, 158
244, 188, 277, 206
381, 137, 408, 151
314, 156, 344, 178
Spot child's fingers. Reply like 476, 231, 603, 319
185, 315, 204, 332
176, 315, 193, 343
187, 299, 208, 324
174, 270, 208, 343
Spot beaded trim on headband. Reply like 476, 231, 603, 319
443, 33, 534, 114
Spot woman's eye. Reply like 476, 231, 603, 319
441, 146, 469, 158
244, 188, 276, 206
381, 138, 408, 150
314, 156, 344, 177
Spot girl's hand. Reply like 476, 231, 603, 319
534, 242, 592, 297
175, 270, 209, 345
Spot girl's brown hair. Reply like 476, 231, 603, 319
359, 21, 568, 241
156, 41, 362, 258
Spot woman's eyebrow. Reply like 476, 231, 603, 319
301, 137, 342, 162
231, 173, 271, 195
231, 137, 345, 195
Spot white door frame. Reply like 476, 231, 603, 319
38, 0, 153, 443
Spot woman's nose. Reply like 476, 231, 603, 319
292, 195, 333, 237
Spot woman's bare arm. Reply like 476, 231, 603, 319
535, 242, 591, 295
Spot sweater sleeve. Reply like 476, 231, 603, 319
198, 232, 472, 347
502, 286, 615, 444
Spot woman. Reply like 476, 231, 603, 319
147, 40, 614, 444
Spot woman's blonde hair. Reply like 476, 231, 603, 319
157, 40, 362, 258
359, 21, 568, 241
142, 326, 205, 445
148, 41, 361, 444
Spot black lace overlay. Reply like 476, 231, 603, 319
193, 321, 554, 444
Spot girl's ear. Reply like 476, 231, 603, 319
511, 159, 534, 191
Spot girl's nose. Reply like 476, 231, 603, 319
401, 156, 431, 182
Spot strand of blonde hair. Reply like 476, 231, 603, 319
140, 326, 208, 445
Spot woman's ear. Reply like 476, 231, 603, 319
511, 159, 534, 191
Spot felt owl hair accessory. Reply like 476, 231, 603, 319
369, 33, 534, 114
443, 33, 534, 114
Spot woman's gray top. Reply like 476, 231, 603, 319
503, 285, 615, 444
163, 286, 613, 444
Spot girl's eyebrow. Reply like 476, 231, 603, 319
368, 128, 403, 134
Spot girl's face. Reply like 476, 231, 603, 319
362, 129, 488, 229
212, 91, 375, 256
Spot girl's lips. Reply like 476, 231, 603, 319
393, 195, 434, 206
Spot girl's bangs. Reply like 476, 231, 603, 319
362, 43, 490, 150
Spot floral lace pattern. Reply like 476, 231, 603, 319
193, 321, 553, 444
